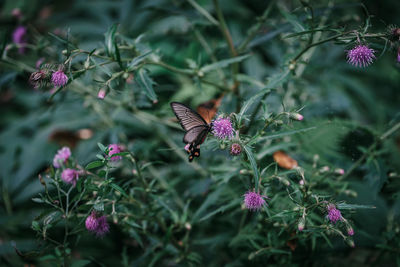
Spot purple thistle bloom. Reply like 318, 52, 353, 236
327, 204, 342, 223
61, 168, 79, 186
51, 70, 68, 87
212, 117, 234, 139
53, 146, 71, 168
95, 215, 110, 237
230, 143, 242, 156
12, 26, 27, 54
346, 45, 376, 67
108, 144, 122, 161
244, 191, 267, 211
85, 212, 99, 231
85, 212, 110, 237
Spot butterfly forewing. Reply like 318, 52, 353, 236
183, 125, 209, 144
171, 102, 208, 131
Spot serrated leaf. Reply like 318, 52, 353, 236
136, 68, 157, 102
200, 54, 251, 73
86, 160, 104, 170
127, 51, 152, 71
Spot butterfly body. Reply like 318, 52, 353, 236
170, 102, 212, 162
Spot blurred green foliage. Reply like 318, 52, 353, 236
1, 0, 400, 266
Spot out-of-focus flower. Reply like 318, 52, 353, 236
97, 88, 106, 99
61, 168, 79, 186
347, 226, 354, 236
334, 168, 345, 175
108, 144, 122, 161
85, 212, 99, 231
230, 143, 242, 156
36, 58, 45, 69
290, 113, 304, 121
397, 47, 400, 63
12, 26, 27, 54
327, 204, 342, 223
212, 117, 234, 139
51, 70, 68, 87
347, 44, 376, 67
244, 191, 267, 211
95, 215, 110, 237
298, 218, 305, 231
12, 8, 22, 19
184, 144, 190, 152
53, 146, 71, 168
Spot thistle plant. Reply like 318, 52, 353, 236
1, 1, 400, 266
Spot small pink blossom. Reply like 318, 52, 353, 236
327, 204, 342, 223
51, 70, 68, 87
53, 146, 71, 168
61, 168, 79, 186
212, 117, 234, 139
108, 144, 122, 161
97, 89, 106, 99
347, 44, 375, 67
85, 212, 110, 237
244, 191, 267, 211
347, 227, 354, 236
85, 212, 99, 231
230, 143, 242, 156
290, 113, 303, 121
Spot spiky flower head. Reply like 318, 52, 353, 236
29, 70, 47, 89
85, 212, 99, 231
346, 44, 376, 67
212, 117, 234, 139
53, 146, 71, 168
51, 70, 68, 87
230, 143, 242, 156
61, 168, 79, 186
108, 144, 122, 161
95, 215, 110, 237
327, 204, 342, 223
244, 191, 267, 211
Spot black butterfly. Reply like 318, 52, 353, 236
170, 102, 212, 162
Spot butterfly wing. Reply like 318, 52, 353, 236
170, 102, 208, 131
183, 125, 210, 144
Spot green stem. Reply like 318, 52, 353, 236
339, 122, 400, 181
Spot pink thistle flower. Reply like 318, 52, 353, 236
85, 212, 99, 231
347, 44, 376, 67
61, 168, 79, 186
53, 146, 71, 168
327, 204, 342, 223
95, 215, 110, 237
108, 144, 122, 161
230, 143, 242, 156
12, 26, 27, 54
212, 117, 234, 139
97, 88, 106, 99
51, 70, 68, 87
244, 191, 267, 211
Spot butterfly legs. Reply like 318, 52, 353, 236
186, 143, 201, 162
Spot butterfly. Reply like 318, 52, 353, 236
170, 102, 212, 162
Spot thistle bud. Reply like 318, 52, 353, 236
334, 168, 345, 175
290, 113, 304, 121
298, 218, 305, 231
97, 88, 106, 99
347, 226, 354, 236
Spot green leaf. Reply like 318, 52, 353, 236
337, 203, 376, 209
255, 126, 317, 144
198, 199, 240, 222
97, 142, 107, 152
32, 221, 40, 231
127, 51, 152, 71
93, 202, 104, 211
136, 68, 157, 102
243, 145, 260, 191
32, 197, 44, 203
200, 54, 251, 73
193, 187, 223, 222
110, 183, 129, 198
85, 160, 104, 170
104, 23, 118, 57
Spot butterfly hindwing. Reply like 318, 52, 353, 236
183, 125, 209, 144
170, 102, 208, 131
